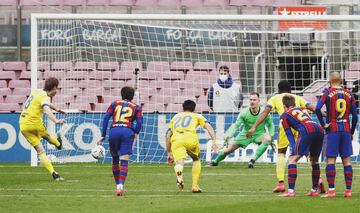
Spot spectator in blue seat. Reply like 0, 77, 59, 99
207, 65, 243, 112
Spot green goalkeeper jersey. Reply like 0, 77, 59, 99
228, 107, 274, 138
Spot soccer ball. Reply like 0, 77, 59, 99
91, 145, 106, 159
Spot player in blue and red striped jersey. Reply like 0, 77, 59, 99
315, 71, 358, 198
98, 86, 143, 196
280, 95, 324, 197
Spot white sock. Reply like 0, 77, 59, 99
116, 184, 123, 190
288, 189, 294, 193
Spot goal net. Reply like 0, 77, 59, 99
30, 14, 360, 165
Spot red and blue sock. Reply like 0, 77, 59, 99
112, 156, 120, 185
344, 165, 353, 190
311, 164, 320, 191
119, 160, 129, 187
326, 164, 336, 190
288, 164, 297, 191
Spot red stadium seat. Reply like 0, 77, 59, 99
69, 103, 91, 111
195, 104, 211, 112
166, 103, 182, 112
159, 72, 183, 80
152, 95, 173, 104
63, 0, 86, 6
43, 0, 64, 5
346, 71, 360, 80
3, 61, 26, 71
75, 96, 98, 104
181, 0, 202, 6
93, 103, 111, 112
5, 95, 28, 104
135, 0, 157, 6
61, 88, 83, 96
103, 95, 121, 103
0, 0, 18, 6
112, 70, 133, 80
97, 62, 120, 71
59, 80, 78, 88
66, 71, 89, 80
349, 62, 360, 71
139, 87, 157, 97
89, 71, 112, 80
79, 80, 102, 88
0, 80, 7, 88
9, 80, 30, 89
120, 61, 143, 72
0, 88, 12, 96
108, 88, 122, 96
203, 0, 229, 6
173, 95, 193, 104
27, 62, 51, 72
274, 0, 301, 6
19, 0, 41, 6
0, 103, 21, 112
139, 71, 159, 80
87, 0, 109, 5
74, 61, 97, 71
52, 62, 73, 71
12, 88, 31, 96
230, 0, 274, 6
186, 71, 217, 89
83, 88, 105, 97
52, 95, 74, 104
147, 61, 170, 72
0, 71, 16, 80
158, 0, 181, 6
183, 88, 202, 97
44, 71, 66, 80
170, 61, 193, 73
193, 62, 216, 72
109, 0, 134, 6
103, 80, 126, 89
0, 62, 3, 71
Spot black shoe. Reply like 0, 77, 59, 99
56, 133, 63, 150
248, 159, 255, 168
52, 172, 64, 181
206, 161, 218, 167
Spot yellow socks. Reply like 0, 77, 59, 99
39, 152, 55, 174
192, 160, 201, 188
276, 153, 286, 182
47, 135, 60, 147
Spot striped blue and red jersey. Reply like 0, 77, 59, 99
281, 107, 324, 136
315, 87, 358, 134
101, 100, 143, 137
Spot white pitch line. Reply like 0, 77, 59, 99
2, 172, 360, 177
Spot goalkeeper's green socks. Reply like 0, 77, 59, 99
253, 142, 269, 162
213, 151, 227, 165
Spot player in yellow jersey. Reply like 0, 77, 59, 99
20, 77, 66, 181
166, 100, 218, 193
246, 80, 318, 192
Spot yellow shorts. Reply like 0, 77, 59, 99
20, 122, 47, 147
277, 125, 298, 149
171, 135, 200, 161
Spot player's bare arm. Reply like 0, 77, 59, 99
204, 122, 218, 152
246, 106, 271, 137
165, 129, 174, 165
43, 105, 65, 124
49, 104, 67, 114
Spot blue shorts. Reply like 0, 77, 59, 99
291, 132, 324, 157
109, 127, 135, 157
325, 131, 353, 158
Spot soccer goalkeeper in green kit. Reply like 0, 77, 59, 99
209, 92, 275, 168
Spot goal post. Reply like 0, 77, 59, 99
30, 14, 360, 166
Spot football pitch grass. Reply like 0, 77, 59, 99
0, 162, 359, 212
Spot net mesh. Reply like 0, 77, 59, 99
33, 17, 360, 163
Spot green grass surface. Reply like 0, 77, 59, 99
0, 162, 359, 212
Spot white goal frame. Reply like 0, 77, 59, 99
30, 14, 360, 166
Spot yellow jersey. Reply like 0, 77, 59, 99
20, 89, 51, 125
169, 112, 207, 139
266, 93, 308, 115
